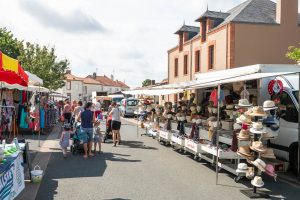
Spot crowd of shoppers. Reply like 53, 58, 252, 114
59, 99, 122, 158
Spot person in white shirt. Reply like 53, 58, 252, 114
94, 100, 101, 120
109, 102, 121, 147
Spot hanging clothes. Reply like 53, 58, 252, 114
179, 121, 185, 135
209, 89, 218, 107
20, 107, 29, 129
230, 129, 239, 152
194, 126, 200, 140
22, 91, 27, 104
166, 119, 171, 131
190, 123, 196, 139
40, 108, 45, 129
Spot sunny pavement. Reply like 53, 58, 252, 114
27, 118, 300, 200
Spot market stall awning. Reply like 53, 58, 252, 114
28, 85, 49, 93
154, 64, 300, 90
122, 89, 183, 96
0, 51, 28, 87
25, 71, 43, 86
1, 82, 49, 93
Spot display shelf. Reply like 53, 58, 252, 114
184, 139, 202, 154
171, 135, 185, 147
158, 130, 172, 142
201, 144, 238, 159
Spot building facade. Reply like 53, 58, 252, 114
167, 0, 300, 103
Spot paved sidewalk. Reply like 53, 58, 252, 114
16, 125, 62, 200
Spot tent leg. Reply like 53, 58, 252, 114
298, 73, 300, 180
216, 84, 221, 185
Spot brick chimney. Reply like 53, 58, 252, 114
276, 0, 298, 26
178, 34, 183, 51
66, 69, 71, 74
92, 72, 97, 79
110, 74, 114, 81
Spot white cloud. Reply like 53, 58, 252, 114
0, 0, 299, 88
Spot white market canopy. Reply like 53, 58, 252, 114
0, 82, 49, 93
122, 89, 184, 96
25, 71, 43, 86
154, 64, 300, 90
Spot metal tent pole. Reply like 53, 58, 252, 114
298, 73, 300, 180
38, 85, 41, 147
216, 84, 221, 185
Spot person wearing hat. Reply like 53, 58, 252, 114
93, 120, 102, 154
60, 123, 71, 158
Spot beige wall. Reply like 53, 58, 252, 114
234, 23, 300, 68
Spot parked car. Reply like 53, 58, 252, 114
120, 98, 138, 117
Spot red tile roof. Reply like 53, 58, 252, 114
86, 75, 130, 88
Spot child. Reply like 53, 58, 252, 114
93, 120, 102, 154
60, 123, 71, 158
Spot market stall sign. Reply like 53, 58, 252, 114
268, 80, 283, 95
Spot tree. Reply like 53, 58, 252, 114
286, 43, 300, 63
0, 27, 23, 59
18, 42, 69, 91
142, 79, 152, 87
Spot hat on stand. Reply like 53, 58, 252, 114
236, 114, 252, 125
236, 163, 248, 173
261, 148, 276, 159
235, 99, 252, 108
250, 141, 267, 152
237, 146, 253, 158
237, 129, 250, 141
251, 158, 266, 172
241, 123, 250, 130
249, 106, 267, 117
265, 164, 277, 177
251, 176, 264, 187
262, 131, 278, 139
233, 123, 242, 130
263, 100, 278, 111
250, 122, 267, 134
224, 104, 234, 111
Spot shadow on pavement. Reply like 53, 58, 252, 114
36, 151, 140, 199
119, 140, 158, 150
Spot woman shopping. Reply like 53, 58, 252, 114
109, 102, 122, 147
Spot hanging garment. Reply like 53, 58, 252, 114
194, 126, 200, 140
230, 129, 239, 152
209, 89, 218, 106
166, 119, 171, 131
20, 107, 29, 129
211, 129, 217, 145
40, 108, 45, 129
177, 121, 180, 131
22, 91, 27, 104
219, 89, 225, 104
179, 121, 185, 135
190, 123, 196, 139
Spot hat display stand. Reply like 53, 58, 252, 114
158, 109, 173, 145
240, 115, 269, 199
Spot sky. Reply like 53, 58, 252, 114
0, 0, 298, 88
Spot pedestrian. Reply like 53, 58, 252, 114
63, 99, 72, 123
109, 102, 122, 147
78, 102, 95, 158
71, 100, 77, 113
94, 99, 101, 120
74, 101, 84, 123
93, 119, 102, 154
60, 123, 71, 158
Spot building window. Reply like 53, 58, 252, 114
208, 45, 215, 70
184, 55, 188, 75
162, 95, 165, 100
195, 50, 200, 72
174, 58, 178, 77
66, 81, 71, 90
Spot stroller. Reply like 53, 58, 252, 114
70, 123, 84, 155
103, 115, 113, 143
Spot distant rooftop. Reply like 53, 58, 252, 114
175, 25, 200, 34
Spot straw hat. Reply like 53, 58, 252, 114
251, 158, 266, 172
249, 106, 267, 117
263, 100, 278, 111
235, 99, 252, 108
233, 123, 242, 130
236, 114, 252, 125
250, 122, 267, 134
261, 148, 276, 159
251, 176, 264, 187
236, 163, 248, 173
237, 129, 250, 141
250, 141, 267, 153
237, 146, 253, 158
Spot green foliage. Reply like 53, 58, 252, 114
142, 79, 152, 87
18, 42, 69, 91
286, 43, 300, 63
0, 27, 69, 91
0, 28, 23, 59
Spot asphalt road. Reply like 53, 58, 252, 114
35, 119, 300, 200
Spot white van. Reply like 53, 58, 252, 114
120, 98, 138, 117
259, 75, 299, 174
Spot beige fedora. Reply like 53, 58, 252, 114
251, 176, 264, 187
249, 106, 267, 117
251, 158, 266, 172
237, 146, 253, 158
261, 148, 276, 159
250, 141, 267, 153
237, 129, 250, 141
